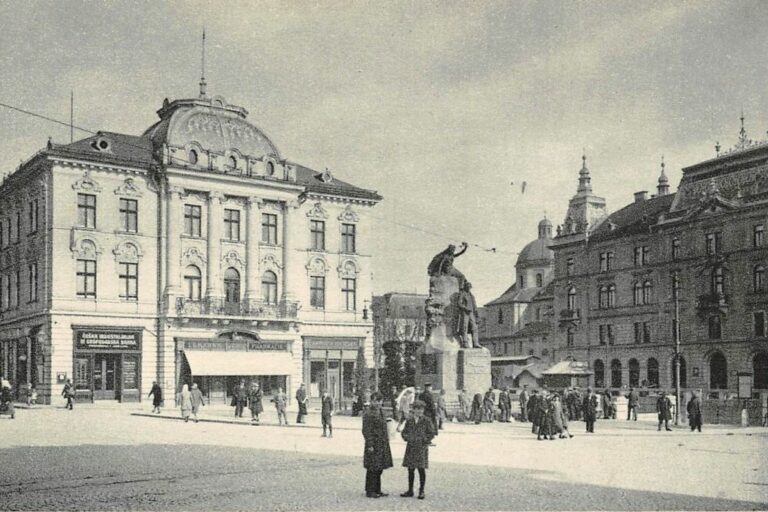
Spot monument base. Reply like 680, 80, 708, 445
415, 346, 491, 403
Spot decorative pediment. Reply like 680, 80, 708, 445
72, 171, 102, 193
114, 177, 143, 198
338, 258, 360, 278
71, 237, 102, 259
222, 250, 245, 270
305, 255, 329, 275
182, 247, 207, 267
338, 205, 360, 223
112, 240, 143, 263
261, 253, 283, 270
306, 202, 329, 220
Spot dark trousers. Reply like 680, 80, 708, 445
407, 467, 426, 492
585, 418, 595, 432
365, 469, 383, 494
66, 396, 73, 410
235, 401, 245, 417
658, 418, 670, 430
520, 403, 528, 422
500, 406, 509, 422
322, 414, 332, 435
627, 405, 638, 421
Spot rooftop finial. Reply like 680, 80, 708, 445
715, 140, 721, 156
199, 28, 207, 98
577, 149, 592, 194
657, 155, 670, 196
737, 109, 749, 148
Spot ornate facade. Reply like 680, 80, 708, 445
0, 92, 381, 405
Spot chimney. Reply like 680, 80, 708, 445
634, 191, 648, 203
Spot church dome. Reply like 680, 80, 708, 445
516, 217, 554, 268
142, 95, 281, 161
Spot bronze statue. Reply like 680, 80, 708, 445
457, 281, 480, 348
427, 242, 468, 286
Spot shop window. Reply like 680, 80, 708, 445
184, 265, 202, 300
74, 357, 90, 391
261, 271, 278, 305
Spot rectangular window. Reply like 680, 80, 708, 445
310, 276, 325, 308
11, 271, 18, 308
28, 262, 37, 302
672, 319, 678, 341
754, 225, 764, 248
671, 237, 680, 260
634, 322, 642, 344
224, 209, 240, 241
3, 220, 9, 248
118, 262, 138, 301
342, 277, 356, 311
705, 232, 722, 255
754, 312, 765, 338
497, 308, 503, 324
341, 223, 356, 253
13, 212, 20, 243
262, 213, 278, 244
119, 198, 138, 233
76, 259, 96, 298
77, 193, 96, 229
708, 315, 722, 339
310, 220, 325, 251
599, 251, 613, 272
599, 325, 606, 345
643, 322, 651, 343
607, 324, 615, 345
566, 257, 574, 276
28, 199, 38, 234
184, 204, 201, 237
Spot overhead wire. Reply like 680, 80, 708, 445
0, 100, 522, 256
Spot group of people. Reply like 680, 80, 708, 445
525, 388, 579, 439
394, 383, 444, 434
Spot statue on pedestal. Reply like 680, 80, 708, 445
456, 282, 481, 348
427, 242, 468, 288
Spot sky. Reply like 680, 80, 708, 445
1, 1, 767, 305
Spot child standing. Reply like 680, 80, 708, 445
400, 400, 435, 500
62, 379, 74, 410
272, 388, 288, 426
321, 390, 334, 437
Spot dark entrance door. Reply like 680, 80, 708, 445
93, 354, 119, 400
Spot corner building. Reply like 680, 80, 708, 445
552, 131, 768, 396
0, 92, 381, 405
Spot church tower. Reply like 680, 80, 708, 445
560, 153, 607, 235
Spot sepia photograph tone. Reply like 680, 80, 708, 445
0, 1, 766, 510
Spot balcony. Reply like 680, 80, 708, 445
558, 308, 580, 326
696, 292, 728, 317
175, 297, 299, 319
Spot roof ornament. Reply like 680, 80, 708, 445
715, 141, 721, 157
657, 155, 669, 196
320, 167, 333, 183
199, 28, 207, 98
577, 149, 592, 194
736, 109, 749, 149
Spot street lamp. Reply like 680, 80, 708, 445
672, 271, 681, 426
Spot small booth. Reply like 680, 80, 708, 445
542, 359, 593, 390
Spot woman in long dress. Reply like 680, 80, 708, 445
178, 384, 192, 423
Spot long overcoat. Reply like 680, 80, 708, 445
362, 406, 393, 471
582, 393, 598, 421
657, 396, 672, 421
552, 399, 565, 432
248, 388, 263, 414
401, 416, 436, 469
687, 396, 702, 427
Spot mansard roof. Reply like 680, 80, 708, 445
588, 193, 676, 243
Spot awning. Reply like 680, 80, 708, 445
184, 350, 295, 376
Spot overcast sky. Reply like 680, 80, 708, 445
1, 1, 767, 304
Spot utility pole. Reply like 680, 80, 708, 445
674, 272, 681, 426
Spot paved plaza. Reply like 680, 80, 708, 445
0, 404, 766, 510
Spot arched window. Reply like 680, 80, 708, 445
647, 358, 659, 388
607, 284, 616, 308
188, 149, 198, 165
224, 267, 240, 304
629, 358, 640, 388
610, 359, 622, 388
184, 265, 201, 300
598, 286, 608, 309
709, 351, 728, 390
754, 265, 765, 292
266, 161, 275, 175
536, 273, 543, 288
594, 359, 605, 388
633, 282, 643, 305
754, 352, 768, 389
642, 281, 653, 304
567, 287, 576, 311
261, 270, 278, 305
566, 326, 575, 347
228, 155, 238, 171
671, 355, 687, 388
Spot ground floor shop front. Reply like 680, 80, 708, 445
71, 327, 143, 402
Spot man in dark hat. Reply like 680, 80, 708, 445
400, 399, 435, 500
583, 387, 598, 433
362, 392, 393, 498
657, 390, 673, 431
418, 383, 438, 436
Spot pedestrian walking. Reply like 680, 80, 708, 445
528, 389, 540, 434
483, 388, 495, 423
687, 390, 702, 432
436, 389, 447, 430
321, 390, 334, 437
296, 383, 308, 424
657, 390, 673, 431
499, 387, 511, 422
248, 382, 263, 424
470, 393, 483, 424
148, 381, 162, 414
583, 387, 598, 433
519, 385, 529, 422
232, 380, 247, 418
573, 387, 584, 421
397, 388, 414, 431
272, 388, 289, 425
62, 379, 74, 410
602, 388, 614, 419
553, 393, 574, 438
362, 392, 393, 498
537, 393, 554, 441
418, 383, 439, 434
178, 384, 192, 423
626, 387, 639, 421
190, 383, 205, 422
399, 400, 435, 500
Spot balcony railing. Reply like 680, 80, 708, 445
696, 292, 728, 316
175, 297, 299, 319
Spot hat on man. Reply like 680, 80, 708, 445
412, 399, 426, 409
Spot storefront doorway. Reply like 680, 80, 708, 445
72, 327, 142, 402
93, 354, 119, 400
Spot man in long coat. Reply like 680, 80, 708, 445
233, 380, 247, 418
583, 387, 598, 433
418, 383, 439, 435
362, 392, 393, 498
627, 387, 640, 421
519, 385, 529, 422
498, 387, 512, 422
400, 400, 436, 500
687, 390, 702, 432
528, 389, 540, 434
296, 383, 308, 424
657, 390, 673, 431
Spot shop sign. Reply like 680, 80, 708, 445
247, 341, 288, 351
302, 337, 361, 350
183, 339, 288, 352
76, 330, 141, 350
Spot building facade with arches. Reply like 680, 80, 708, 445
0, 92, 381, 405
551, 123, 768, 397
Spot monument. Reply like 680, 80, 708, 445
416, 243, 491, 404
